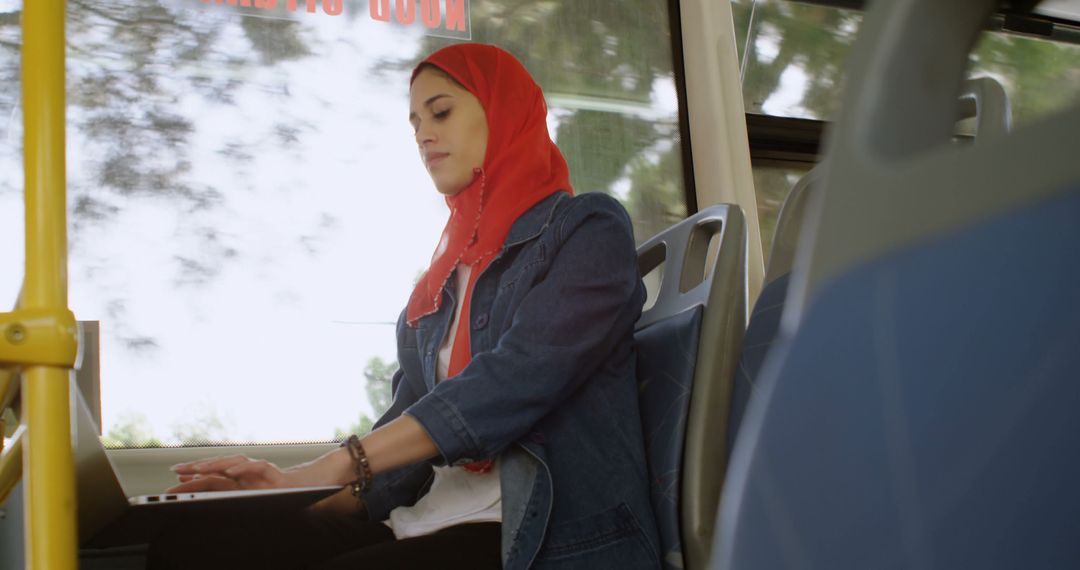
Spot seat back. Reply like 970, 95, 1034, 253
762, 166, 821, 287
715, 0, 1080, 568
727, 76, 1013, 455
765, 76, 1010, 288
635, 204, 746, 570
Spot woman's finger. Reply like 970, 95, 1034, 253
223, 459, 270, 477
170, 458, 212, 473
165, 475, 239, 494
224, 460, 285, 487
171, 454, 250, 475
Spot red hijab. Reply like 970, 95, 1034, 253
406, 44, 573, 383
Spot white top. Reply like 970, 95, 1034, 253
386, 264, 503, 539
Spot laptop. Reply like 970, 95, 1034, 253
72, 387, 341, 547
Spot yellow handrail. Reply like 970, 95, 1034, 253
10, 0, 79, 567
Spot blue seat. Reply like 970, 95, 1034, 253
724, 271, 786, 456
635, 204, 746, 570
717, 187, 1080, 569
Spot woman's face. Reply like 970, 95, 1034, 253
409, 68, 489, 196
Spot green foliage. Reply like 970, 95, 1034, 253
740, 1, 861, 119
103, 406, 232, 447
334, 355, 397, 439
103, 411, 163, 448
333, 415, 374, 442
557, 111, 661, 196
738, 1, 1080, 127
240, 15, 311, 66
170, 403, 233, 446
363, 356, 395, 417
421, 1, 672, 102
971, 32, 1080, 126
625, 147, 688, 245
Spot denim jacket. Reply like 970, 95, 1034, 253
360, 191, 661, 569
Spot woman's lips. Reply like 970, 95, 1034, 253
425, 152, 449, 168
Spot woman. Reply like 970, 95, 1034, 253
151, 43, 660, 569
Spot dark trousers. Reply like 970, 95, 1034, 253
146, 510, 502, 570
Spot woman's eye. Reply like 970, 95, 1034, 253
433, 109, 451, 120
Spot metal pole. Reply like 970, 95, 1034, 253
21, 0, 78, 565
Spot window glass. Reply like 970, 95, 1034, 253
970, 31, 1080, 126
731, 0, 753, 76
0, 0, 21, 312
753, 162, 810, 268
0, 0, 686, 446
739, 0, 861, 120
738, 0, 1080, 126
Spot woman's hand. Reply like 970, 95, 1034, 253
168, 455, 294, 493
164, 416, 439, 495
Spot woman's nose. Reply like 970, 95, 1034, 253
415, 123, 436, 145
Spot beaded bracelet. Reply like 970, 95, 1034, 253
341, 434, 373, 497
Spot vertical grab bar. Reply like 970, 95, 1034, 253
21, 0, 79, 567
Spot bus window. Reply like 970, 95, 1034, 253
736, 0, 1080, 123
751, 161, 811, 261
0, 1, 21, 313
736, 0, 861, 121
0, 0, 689, 447
970, 30, 1080, 126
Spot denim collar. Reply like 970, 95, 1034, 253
502, 191, 570, 249
433, 191, 569, 302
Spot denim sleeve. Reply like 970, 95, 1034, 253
360, 310, 434, 520
404, 194, 645, 465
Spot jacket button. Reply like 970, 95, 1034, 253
473, 312, 489, 329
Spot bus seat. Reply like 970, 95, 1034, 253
767, 76, 1009, 291
956, 76, 1012, 142
634, 204, 746, 570
724, 164, 819, 455
762, 167, 822, 287
715, 0, 1080, 567
718, 189, 1080, 570
726, 75, 1012, 455
723, 271, 787, 457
